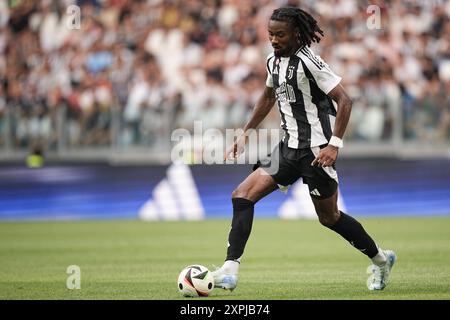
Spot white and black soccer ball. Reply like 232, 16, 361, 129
177, 265, 214, 297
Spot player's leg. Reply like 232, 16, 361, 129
304, 146, 396, 290
224, 141, 298, 266
310, 191, 396, 290
311, 189, 382, 260
213, 168, 278, 290
214, 142, 299, 290
226, 167, 279, 261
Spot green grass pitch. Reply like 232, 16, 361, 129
0, 217, 449, 300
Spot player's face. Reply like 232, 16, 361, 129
268, 20, 299, 57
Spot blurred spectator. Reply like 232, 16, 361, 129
1, 0, 449, 155
0, 85, 5, 147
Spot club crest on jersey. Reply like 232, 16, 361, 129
287, 66, 295, 79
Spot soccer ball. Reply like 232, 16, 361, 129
177, 264, 214, 297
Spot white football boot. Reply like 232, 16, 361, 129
211, 266, 238, 291
367, 249, 397, 290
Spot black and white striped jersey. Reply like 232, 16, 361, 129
266, 46, 342, 149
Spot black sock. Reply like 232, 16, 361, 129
226, 198, 255, 261
328, 211, 379, 259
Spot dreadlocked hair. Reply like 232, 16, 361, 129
270, 7, 324, 47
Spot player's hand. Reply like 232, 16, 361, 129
224, 134, 247, 160
311, 145, 338, 167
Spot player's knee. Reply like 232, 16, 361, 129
317, 210, 340, 227
232, 186, 258, 202
232, 187, 249, 200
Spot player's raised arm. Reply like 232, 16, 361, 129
225, 86, 276, 160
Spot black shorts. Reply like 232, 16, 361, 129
254, 141, 338, 199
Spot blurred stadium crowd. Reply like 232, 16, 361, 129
0, 0, 449, 152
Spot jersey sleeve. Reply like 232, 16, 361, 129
300, 48, 341, 94
265, 54, 274, 88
